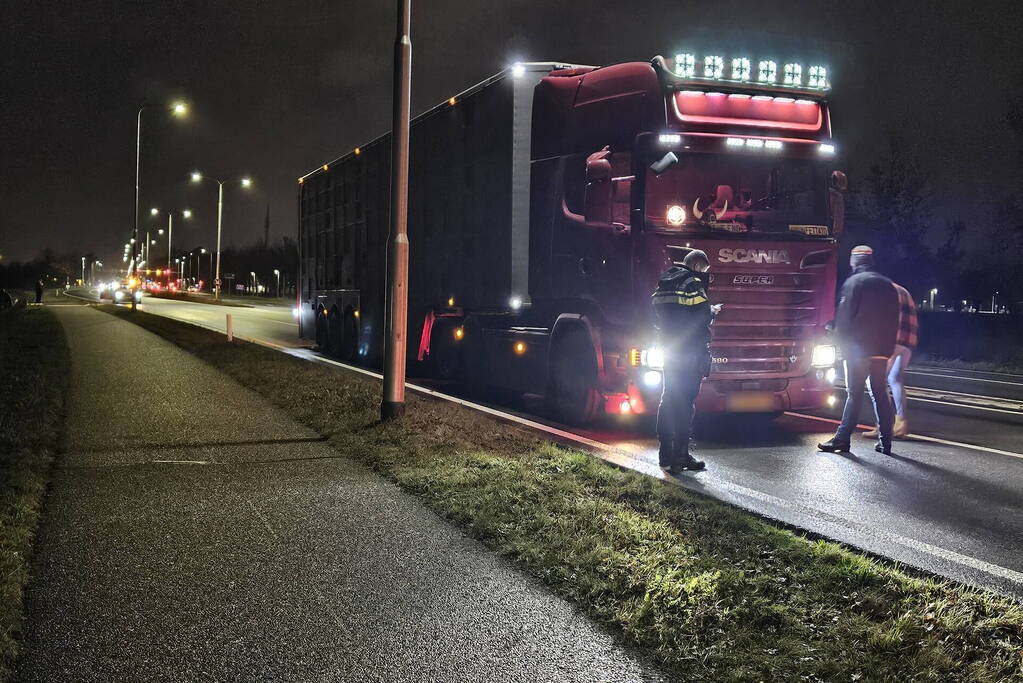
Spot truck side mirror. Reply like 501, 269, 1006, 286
584, 147, 613, 225
829, 170, 848, 236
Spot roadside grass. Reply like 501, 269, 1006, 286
0, 308, 69, 682
101, 305, 1023, 682
148, 291, 251, 307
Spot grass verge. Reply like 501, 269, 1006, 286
914, 354, 1023, 376
102, 305, 1023, 682
0, 308, 69, 682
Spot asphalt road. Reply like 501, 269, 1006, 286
18, 306, 666, 681
70, 292, 1023, 598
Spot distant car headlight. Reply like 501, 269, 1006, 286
114, 290, 124, 301
641, 347, 665, 369
811, 343, 837, 368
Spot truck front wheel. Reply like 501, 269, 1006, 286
547, 328, 599, 426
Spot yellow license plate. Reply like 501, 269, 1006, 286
726, 392, 776, 412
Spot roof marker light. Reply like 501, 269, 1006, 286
783, 63, 802, 86
774, 97, 795, 104
808, 65, 828, 89
795, 99, 816, 105
819, 143, 836, 155
704, 55, 723, 79
510, 63, 526, 78
448, 96, 456, 106
758, 60, 777, 83
726, 137, 746, 147
764, 140, 783, 150
675, 53, 696, 78
731, 57, 751, 81
658, 133, 682, 145
745, 138, 764, 149
728, 93, 751, 99
680, 89, 704, 96
752, 94, 773, 101
705, 91, 725, 97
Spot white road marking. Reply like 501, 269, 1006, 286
784, 411, 1023, 460
907, 370, 1023, 387
153, 459, 210, 465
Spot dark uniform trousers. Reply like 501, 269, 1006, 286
656, 355, 707, 463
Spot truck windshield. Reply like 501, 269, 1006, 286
645, 152, 829, 235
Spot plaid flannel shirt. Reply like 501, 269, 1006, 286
893, 283, 918, 350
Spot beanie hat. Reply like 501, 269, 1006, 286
850, 244, 874, 269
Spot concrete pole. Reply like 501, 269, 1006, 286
131, 107, 142, 311
215, 181, 224, 300
167, 214, 173, 282
381, 0, 412, 421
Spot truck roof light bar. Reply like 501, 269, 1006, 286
669, 53, 830, 92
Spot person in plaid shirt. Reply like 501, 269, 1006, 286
864, 281, 917, 439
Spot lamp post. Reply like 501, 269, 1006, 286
273, 268, 280, 298
250, 271, 257, 295
929, 288, 938, 310
81, 256, 86, 286
131, 101, 187, 309
381, 0, 412, 420
191, 172, 252, 300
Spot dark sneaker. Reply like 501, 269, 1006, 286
658, 443, 675, 469
817, 438, 851, 453
660, 463, 685, 476
875, 442, 892, 456
678, 453, 706, 471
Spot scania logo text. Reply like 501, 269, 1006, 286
718, 248, 791, 264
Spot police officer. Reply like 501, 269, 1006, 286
652, 249, 718, 473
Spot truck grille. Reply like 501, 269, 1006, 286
707, 269, 823, 375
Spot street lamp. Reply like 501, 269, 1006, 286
250, 270, 257, 295
131, 100, 188, 308
273, 268, 280, 298
929, 288, 938, 310
81, 256, 86, 285
190, 172, 253, 299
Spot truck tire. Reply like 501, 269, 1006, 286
315, 307, 329, 350
547, 327, 599, 425
328, 308, 344, 357
340, 307, 358, 361
428, 318, 462, 380
461, 318, 488, 400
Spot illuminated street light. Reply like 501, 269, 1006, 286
150, 207, 159, 216
131, 100, 189, 309
929, 287, 938, 310
273, 268, 280, 298
191, 172, 254, 299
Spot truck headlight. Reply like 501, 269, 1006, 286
811, 344, 836, 368
641, 347, 665, 369
114, 290, 124, 301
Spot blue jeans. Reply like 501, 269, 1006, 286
888, 345, 911, 417
835, 356, 894, 445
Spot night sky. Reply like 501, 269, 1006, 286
2, 0, 1021, 266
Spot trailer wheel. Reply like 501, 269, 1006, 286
547, 327, 599, 425
340, 307, 358, 361
328, 308, 344, 357
314, 306, 329, 350
461, 318, 488, 399
428, 319, 462, 380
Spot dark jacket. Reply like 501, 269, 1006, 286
835, 266, 898, 359
651, 266, 714, 365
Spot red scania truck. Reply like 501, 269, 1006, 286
297, 54, 844, 424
